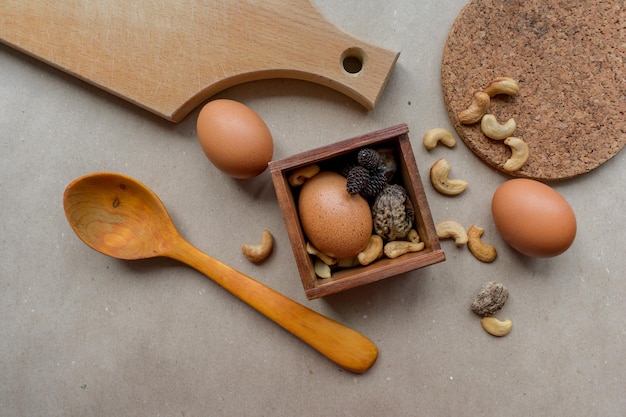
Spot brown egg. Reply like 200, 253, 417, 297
491, 179, 576, 257
298, 171, 372, 259
196, 99, 273, 179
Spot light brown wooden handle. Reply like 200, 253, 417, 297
169, 237, 378, 373
171, 24, 400, 122
171, 41, 399, 122
272, 43, 400, 111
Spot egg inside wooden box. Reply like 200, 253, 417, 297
269, 124, 445, 299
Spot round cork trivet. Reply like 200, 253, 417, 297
441, 0, 625, 181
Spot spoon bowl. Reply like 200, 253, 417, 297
63, 172, 378, 373
64, 172, 177, 260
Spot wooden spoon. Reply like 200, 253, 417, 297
63, 172, 378, 373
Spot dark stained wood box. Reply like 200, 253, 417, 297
269, 124, 445, 299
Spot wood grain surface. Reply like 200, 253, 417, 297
0, 0, 399, 122
442, 0, 625, 181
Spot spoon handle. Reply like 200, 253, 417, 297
169, 237, 378, 373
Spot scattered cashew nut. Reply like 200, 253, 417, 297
423, 128, 457, 150
503, 137, 529, 172
483, 77, 520, 97
436, 221, 468, 246
467, 225, 497, 263
458, 91, 490, 124
306, 242, 337, 266
357, 235, 384, 266
288, 164, 320, 186
481, 317, 513, 337
430, 158, 468, 196
241, 230, 274, 263
480, 114, 517, 140
314, 259, 332, 279
383, 240, 425, 259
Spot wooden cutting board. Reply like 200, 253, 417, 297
442, 0, 625, 181
0, 0, 399, 122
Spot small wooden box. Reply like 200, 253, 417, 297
269, 124, 445, 299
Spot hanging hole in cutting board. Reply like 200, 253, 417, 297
341, 47, 365, 74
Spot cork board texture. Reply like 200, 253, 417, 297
441, 0, 625, 181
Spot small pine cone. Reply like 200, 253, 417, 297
346, 166, 370, 195
360, 168, 388, 198
357, 148, 382, 171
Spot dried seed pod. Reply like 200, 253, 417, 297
376, 148, 398, 182
471, 281, 509, 316
372, 184, 414, 241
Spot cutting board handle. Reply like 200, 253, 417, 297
177, 43, 399, 122
171, 2, 400, 121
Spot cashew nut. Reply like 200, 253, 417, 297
436, 221, 468, 246
357, 235, 384, 266
467, 225, 497, 263
480, 114, 516, 140
383, 240, 425, 259
288, 164, 320, 186
241, 230, 274, 263
407, 229, 421, 244
306, 242, 337, 266
423, 128, 456, 150
503, 137, 529, 172
483, 77, 520, 97
481, 317, 513, 337
458, 91, 490, 124
430, 158, 468, 196
314, 258, 332, 279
